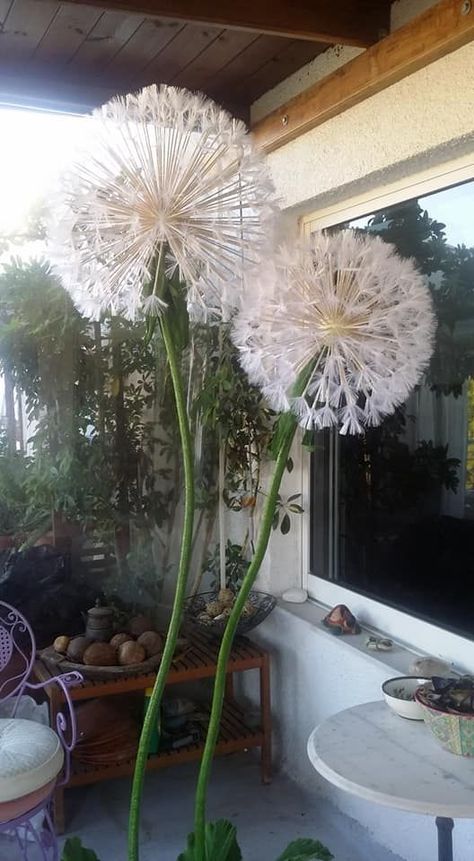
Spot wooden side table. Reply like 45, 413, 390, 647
34, 631, 272, 832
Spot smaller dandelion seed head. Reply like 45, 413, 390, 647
232, 230, 436, 435
48, 84, 279, 322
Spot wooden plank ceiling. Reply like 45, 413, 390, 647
0, 1, 391, 119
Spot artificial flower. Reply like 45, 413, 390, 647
50, 84, 278, 321
233, 230, 436, 434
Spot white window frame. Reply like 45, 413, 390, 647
301, 152, 474, 671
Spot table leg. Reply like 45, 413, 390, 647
435, 817, 454, 861
260, 653, 272, 785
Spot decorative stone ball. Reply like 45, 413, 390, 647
205, 600, 224, 618
409, 657, 452, 677
83, 642, 118, 667
53, 635, 70, 654
110, 632, 134, 650
281, 587, 308, 604
66, 636, 92, 663
218, 588, 235, 607
137, 631, 162, 658
128, 615, 153, 638
118, 641, 146, 666
242, 601, 256, 617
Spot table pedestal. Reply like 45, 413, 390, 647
436, 817, 454, 861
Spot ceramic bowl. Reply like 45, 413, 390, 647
382, 676, 430, 720
415, 685, 474, 756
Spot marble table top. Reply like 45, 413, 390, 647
307, 701, 474, 818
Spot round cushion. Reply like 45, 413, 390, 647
0, 779, 55, 823
0, 719, 64, 803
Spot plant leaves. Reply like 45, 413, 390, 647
61, 837, 101, 861
280, 512, 291, 535
286, 457, 294, 473
178, 819, 242, 861
276, 838, 334, 861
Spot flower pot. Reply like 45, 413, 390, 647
416, 688, 474, 756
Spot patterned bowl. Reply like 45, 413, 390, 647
415, 686, 474, 756
184, 590, 276, 637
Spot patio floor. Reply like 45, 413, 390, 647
0, 754, 406, 861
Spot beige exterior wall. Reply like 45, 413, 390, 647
251, 0, 474, 220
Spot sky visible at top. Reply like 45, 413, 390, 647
0, 107, 85, 240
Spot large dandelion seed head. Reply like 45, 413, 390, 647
49, 84, 278, 321
233, 230, 436, 435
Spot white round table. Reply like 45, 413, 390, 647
307, 701, 474, 861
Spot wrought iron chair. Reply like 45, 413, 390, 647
0, 600, 82, 860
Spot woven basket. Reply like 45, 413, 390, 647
415, 688, 474, 756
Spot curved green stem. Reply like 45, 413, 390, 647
193, 414, 297, 858
128, 312, 195, 861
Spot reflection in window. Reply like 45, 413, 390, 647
311, 180, 474, 637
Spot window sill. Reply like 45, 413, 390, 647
276, 597, 457, 677
305, 576, 473, 674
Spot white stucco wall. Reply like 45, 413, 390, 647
246, 2, 474, 860
243, 607, 474, 861
251, 0, 474, 222
254, 40, 474, 221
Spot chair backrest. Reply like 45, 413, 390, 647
0, 601, 35, 704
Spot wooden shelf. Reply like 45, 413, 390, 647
69, 701, 263, 787
34, 631, 272, 832
35, 630, 268, 700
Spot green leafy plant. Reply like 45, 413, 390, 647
178, 820, 242, 861
62, 824, 333, 861
276, 840, 333, 861
0, 258, 186, 569
0, 438, 29, 536
272, 493, 304, 535
178, 822, 333, 861
204, 541, 251, 591
61, 837, 100, 861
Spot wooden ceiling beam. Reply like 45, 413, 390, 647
0, 67, 249, 120
62, 1, 390, 48
252, 0, 474, 152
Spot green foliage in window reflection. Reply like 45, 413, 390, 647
364, 199, 474, 396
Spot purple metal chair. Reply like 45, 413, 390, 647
0, 601, 82, 860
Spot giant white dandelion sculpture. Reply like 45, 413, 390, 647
192, 229, 436, 858
52, 83, 277, 321
49, 83, 279, 861
234, 229, 435, 435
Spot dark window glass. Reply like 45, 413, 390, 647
311, 179, 474, 638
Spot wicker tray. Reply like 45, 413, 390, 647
40, 637, 189, 680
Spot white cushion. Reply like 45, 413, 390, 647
0, 718, 64, 802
